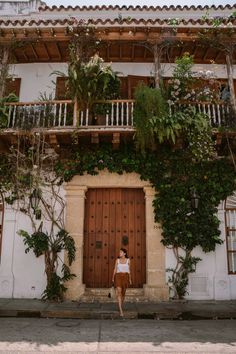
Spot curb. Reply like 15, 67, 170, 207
1, 309, 236, 320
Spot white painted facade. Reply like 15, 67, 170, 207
9, 62, 234, 102
0, 184, 236, 300
1, 0, 236, 300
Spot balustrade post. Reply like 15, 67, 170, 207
73, 99, 78, 127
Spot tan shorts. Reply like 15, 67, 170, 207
114, 272, 129, 296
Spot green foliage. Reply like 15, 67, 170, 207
18, 230, 49, 257
0, 93, 18, 128
133, 84, 181, 152
42, 272, 66, 301
173, 54, 194, 84
133, 54, 217, 161
55, 143, 236, 298
42, 265, 75, 302
68, 54, 119, 109
18, 227, 76, 301
167, 253, 201, 299
53, 54, 120, 116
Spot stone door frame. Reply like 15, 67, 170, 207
64, 170, 169, 301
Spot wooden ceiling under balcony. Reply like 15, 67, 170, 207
1, 26, 235, 64
11, 39, 232, 64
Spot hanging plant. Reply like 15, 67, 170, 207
133, 84, 182, 152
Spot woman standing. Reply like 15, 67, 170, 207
112, 248, 132, 317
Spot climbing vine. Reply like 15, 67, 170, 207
0, 134, 76, 301
55, 144, 236, 299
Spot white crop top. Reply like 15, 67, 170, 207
116, 258, 130, 273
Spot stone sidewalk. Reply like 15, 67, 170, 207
0, 298, 236, 320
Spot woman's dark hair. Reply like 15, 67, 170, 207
119, 248, 128, 258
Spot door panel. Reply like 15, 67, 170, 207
127, 75, 150, 98
83, 188, 146, 288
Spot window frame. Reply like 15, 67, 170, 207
0, 194, 4, 262
225, 197, 236, 275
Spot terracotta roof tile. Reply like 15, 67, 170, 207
1, 17, 236, 28
38, 4, 236, 12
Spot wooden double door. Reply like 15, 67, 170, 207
83, 188, 146, 288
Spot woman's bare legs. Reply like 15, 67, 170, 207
121, 289, 126, 305
116, 287, 124, 316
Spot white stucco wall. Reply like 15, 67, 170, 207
165, 204, 236, 300
3, 60, 236, 299
1, 191, 236, 299
0, 185, 65, 299
9, 62, 234, 102
0, 206, 46, 298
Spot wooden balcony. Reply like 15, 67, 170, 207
6, 100, 134, 130
0, 99, 232, 150
5, 99, 231, 130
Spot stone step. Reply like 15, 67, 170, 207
80, 288, 148, 303
85, 288, 144, 296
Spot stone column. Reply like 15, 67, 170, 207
64, 185, 87, 300
143, 186, 169, 301
214, 202, 230, 300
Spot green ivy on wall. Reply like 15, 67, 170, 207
56, 143, 236, 298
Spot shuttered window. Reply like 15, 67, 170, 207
55, 77, 68, 99
5, 78, 21, 97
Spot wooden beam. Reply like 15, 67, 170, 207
192, 45, 199, 58
91, 132, 99, 144
49, 133, 59, 148
180, 45, 186, 57
36, 28, 41, 37
107, 43, 110, 61
55, 42, 62, 60
214, 51, 222, 62
23, 29, 28, 37
132, 44, 135, 61
11, 29, 16, 38
203, 47, 209, 61
9, 134, 18, 146
0, 137, 9, 152
22, 50, 29, 62
144, 46, 147, 59
50, 28, 56, 37
112, 132, 120, 149
43, 43, 50, 60
30, 44, 38, 59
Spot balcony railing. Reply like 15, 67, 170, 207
6, 100, 134, 129
5, 99, 231, 130
174, 101, 231, 127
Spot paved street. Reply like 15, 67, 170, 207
0, 318, 235, 353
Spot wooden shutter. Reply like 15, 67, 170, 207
55, 77, 68, 99
5, 78, 21, 97
127, 75, 150, 98
119, 77, 128, 99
